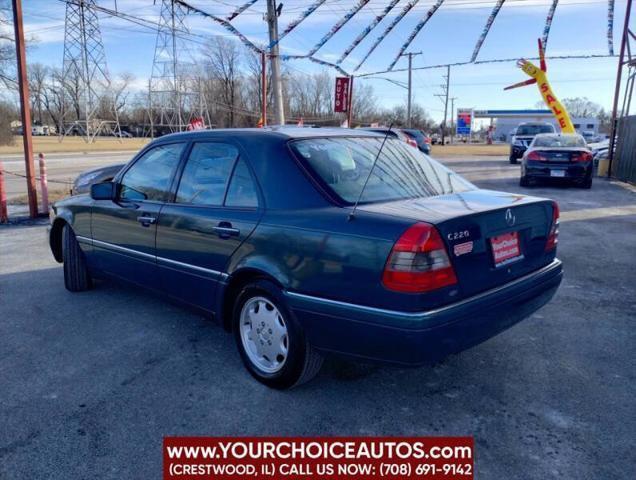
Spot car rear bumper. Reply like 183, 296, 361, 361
285, 259, 562, 366
525, 162, 592, 180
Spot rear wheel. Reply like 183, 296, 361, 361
581, 176, 593, 189
233, 280, 323, 389
519, 175, 530, 187
62, 225, 92, 292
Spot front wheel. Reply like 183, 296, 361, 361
233, 280, 323, 389
509, 155, 518, 164
62, 225, 92, 292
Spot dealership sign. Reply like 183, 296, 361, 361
334, 77, 351, 113
456, 109, 472, 135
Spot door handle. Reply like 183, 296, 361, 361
137, 215, 157, 227
213, 223, 240, 238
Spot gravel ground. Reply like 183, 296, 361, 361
1, 155, 634, 479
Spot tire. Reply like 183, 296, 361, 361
62, 225, 92, 292
509, 155, 517, 164
233, 280, 323, 389
581, 176, 593, 189
519, 175, 530, 187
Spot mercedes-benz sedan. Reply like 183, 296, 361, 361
49, 128, 562, 389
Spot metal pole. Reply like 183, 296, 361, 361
266, 0, 285, 125
0, 161, 8, 223
441, 65, 450, 145
608, 0, 632, 178
38, 153, 49, 214
261, 50, 268, 126
407, 54, 412, 127
12, 0, 38, 218
347, 75, 354, 128
400, 51, 421, 128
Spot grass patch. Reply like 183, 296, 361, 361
1, 136, 150, 155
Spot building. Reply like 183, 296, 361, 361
471, 109, 599, 142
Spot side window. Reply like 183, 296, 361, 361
120, 143, 184, 202
175, 143, 238, 206
225, 159, 259, 208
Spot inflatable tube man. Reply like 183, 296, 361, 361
504, 39, 575, 134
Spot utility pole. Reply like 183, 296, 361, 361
261, 51, 268, 126
400, 51, 422, 128
12, 0, 38, 218
450, 96, 457, 143
266, 0, 285, 125
435, 65, 451, 145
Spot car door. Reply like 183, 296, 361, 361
91, 142, 185, 290
156, 142, 262, 311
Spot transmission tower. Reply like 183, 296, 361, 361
60, 0, 120, 141
149, 0, 209, 135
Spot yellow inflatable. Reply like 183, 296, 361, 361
504, 39, 575, 134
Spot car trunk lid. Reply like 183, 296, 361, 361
359, 189, 556, 299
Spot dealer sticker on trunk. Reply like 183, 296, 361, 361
490, 231, 522, 266
453, 241, 474, 257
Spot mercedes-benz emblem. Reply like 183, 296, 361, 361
505, 208, 516, 227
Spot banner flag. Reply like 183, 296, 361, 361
541, 0, 559, 51
268, 0, 328, 50
337, 0, 401, 65
227, 0, 258, 21
175, 0, 261, 53
608, 0, 615, 55
307, 0, 370, 57
471, 0, 506, 62
334, 77, 351, 113
387, 0, 445, 71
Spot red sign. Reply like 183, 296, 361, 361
164, 437, 473, 480
335, 77, 351, 113
187, 117, 205, 131
491, 231, 522, 266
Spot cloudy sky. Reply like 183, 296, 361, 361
18, 0, 626, 121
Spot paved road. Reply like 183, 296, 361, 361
1, 156, 635, 479
1, 151, 134, 199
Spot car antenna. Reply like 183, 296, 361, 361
348, 123, 394, 222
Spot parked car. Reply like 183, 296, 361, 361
510, 122, 556, 164
112, 130, 133, 138
71, 163, 126, 195
400, 128, 431, 154
360, 127, 418, 149
49, 128, 562, 388
520, 133, 593, 188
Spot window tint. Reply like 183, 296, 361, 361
225, 159, 258, 208
533, 134, 586, 148
120, 143, 184, 201
291, 137, 474, 204
517, 125, 554, 135
175, 143, 238, 206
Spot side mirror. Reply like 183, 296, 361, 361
90, 181, 116, 201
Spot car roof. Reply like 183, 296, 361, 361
156, 126, 383, 142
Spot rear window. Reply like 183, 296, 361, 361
290, 137, 475, 204
533, 135, 587, 148
517, 125, 554, 135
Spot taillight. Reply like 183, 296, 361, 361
382, 223, 458, 293
545, 201, 560, 251
527, 151, 547, 161
406, 137, 418, 148
424, 137, 432, 144
572, 151, 593, 162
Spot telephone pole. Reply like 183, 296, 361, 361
450, 96, 457, 143
400, 51, 421, 128
435, 65, 451, 145
266, 0, 285, 125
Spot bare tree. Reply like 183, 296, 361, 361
0, 1, 15, 89
202, 37, 242, 127
28, 62, 48, 124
